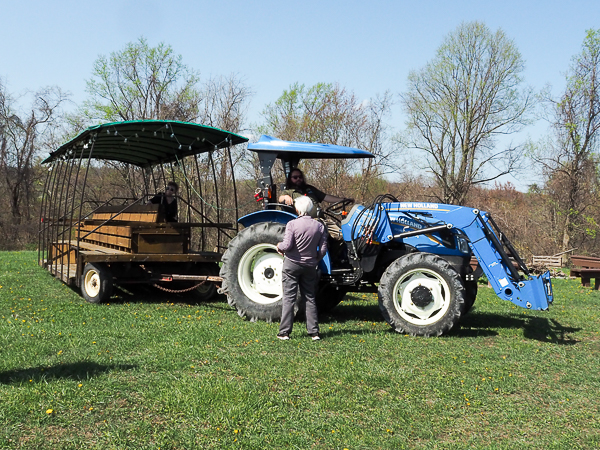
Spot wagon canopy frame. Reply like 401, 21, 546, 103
38, 120, 249, 290
43, 120, 248, 166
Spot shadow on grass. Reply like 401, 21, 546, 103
325, 301, 580, 344
0, 361, 136, 385
456, 312, 580, 345
322, 301, 384, 323
104, 284, 229, 307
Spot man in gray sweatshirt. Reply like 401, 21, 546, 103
276, 196, 328, 341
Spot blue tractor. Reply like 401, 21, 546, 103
219, 136, 553, 336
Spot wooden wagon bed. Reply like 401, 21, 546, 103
44, 204, 228, 286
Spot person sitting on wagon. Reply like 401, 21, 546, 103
278, 168, 353, 239
150, 181, 179, 222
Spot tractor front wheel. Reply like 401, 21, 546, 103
378, 253, 464, 336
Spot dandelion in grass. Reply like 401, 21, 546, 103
46, 409, 53, 414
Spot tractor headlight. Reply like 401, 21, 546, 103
457, 236, 470, 254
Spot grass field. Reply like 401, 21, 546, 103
1, 251, 599, 449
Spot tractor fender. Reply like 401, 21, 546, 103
237, 210, 333, 275
238, 210, 297, 228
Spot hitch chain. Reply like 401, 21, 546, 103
153, 280, 208, 294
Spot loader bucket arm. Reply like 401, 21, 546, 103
448, 209, 553, 310
371, 202, 553, 311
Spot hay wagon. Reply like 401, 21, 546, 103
38, 120, 248, 303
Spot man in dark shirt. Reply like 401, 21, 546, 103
276, 196, 328, 341
278, 168, 349, 218
150, 181, 178, 222
278, 168, 353, 241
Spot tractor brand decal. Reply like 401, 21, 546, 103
391, 216, 424, 230
399, 202, 440, 209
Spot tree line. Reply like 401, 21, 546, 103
1, 24, 599, 261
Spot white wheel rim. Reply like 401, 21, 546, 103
84, 270, 101, 298
393, 268, 451, 325
237, 243, 283, 304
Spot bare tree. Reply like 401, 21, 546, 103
83, 37, 202, 122
401, 21, 535, 205
82, 38, 253, 129
534, 29, 600, 252
198, 73, 253, 133
257, 82, 397, 201
77, 38, 253, 220
193, 73, 254, 226
0, 83, 68, 247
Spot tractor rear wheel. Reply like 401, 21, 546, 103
378, 253, 464, 336
220, 223, 286, 322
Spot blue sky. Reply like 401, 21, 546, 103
1, 0, 598, 187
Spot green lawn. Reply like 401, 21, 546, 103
1, 252, 599, 449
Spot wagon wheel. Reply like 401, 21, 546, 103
81, 263, 113, 304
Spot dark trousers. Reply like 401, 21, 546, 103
279, 259, 319, 336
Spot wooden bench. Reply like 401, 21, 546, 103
571, 255, 600, 268
570, 268, 600, 290
569, 254, 600, 290
78, 204, 190, 254
89, 203, 165, 222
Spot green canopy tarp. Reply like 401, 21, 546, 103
42, 120, 248, 167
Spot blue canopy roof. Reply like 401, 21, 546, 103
247, 135, 374, 159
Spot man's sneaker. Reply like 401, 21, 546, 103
310, 334, 321, 341
277, 334, 290, 341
